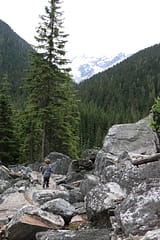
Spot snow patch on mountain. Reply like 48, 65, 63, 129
70, 53, 131, 83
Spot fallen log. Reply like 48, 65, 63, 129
132, 153, 160, 166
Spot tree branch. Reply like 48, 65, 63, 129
132, 153, 160, 166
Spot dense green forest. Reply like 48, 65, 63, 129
0, 19, 33, 106
0, 12, 160, 162
76, 44, 160, 149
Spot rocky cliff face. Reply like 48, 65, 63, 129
0, 117, 160, 240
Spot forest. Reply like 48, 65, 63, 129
0, 1, 160, 165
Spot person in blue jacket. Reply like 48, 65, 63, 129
40, 159, 52, 188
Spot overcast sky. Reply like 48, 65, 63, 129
0, 0, 160, 58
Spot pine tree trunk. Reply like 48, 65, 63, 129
41, 128, 45, 161
29, 125, 34, 162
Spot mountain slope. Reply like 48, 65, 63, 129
0, 19, 33, 105
71, 53, 130, 82
77, 43, 160, 117
76, 43, 160, 149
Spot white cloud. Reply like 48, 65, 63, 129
63, 0, 160, 57
0, 0, 160, 58
0, 0, 46, 44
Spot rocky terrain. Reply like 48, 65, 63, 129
0, 116, 160, 240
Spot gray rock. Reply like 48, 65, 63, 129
36, 229, 110, 240
66, 159, 94, 183
9, 165, 32, 180
80, 174, 100, 197
0, 189, 33, 224
0, 179, 11, 193
14, 179, 29, 188
7, 205, 64, 240
103, 118, 157, 155
85, 182, 126, 227
69, 188, 84, 204
81, 148, 99, 162
95, 117, 158, 176
100, 156, 141, 194
140, 228, 160, 240
0, 165, 12, 180
47, 152, 71, 175
73, 202, 86, 215
94, 150, 116, 176
116, 184, 160, 236
100, 154, 160, 194
41, 198, 75, 224
32, 189, 70, 205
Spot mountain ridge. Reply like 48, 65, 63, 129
70, 52, 131, 82
0, 19, 33, 105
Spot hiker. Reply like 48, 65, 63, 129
40, 159, 52, 188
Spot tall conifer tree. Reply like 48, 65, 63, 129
0, 75, 18, 164
23, 0, 79, 161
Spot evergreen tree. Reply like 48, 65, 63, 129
0, 75, 18, 165
23, 0, 79, 161
150, 97, 160, 152
16, 105, 42, 163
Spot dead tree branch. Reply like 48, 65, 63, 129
132, 153, 160, 166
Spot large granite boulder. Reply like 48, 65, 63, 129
41, 198, 75, 224
69, 188, 84, 204
115, 181, 160, 236
102, 117, 157, 155
80, 174, 100, 198
6, 205, 64, 240
47, 152, 71, 175
85, 182, 126, 227
100, 151, 160, 194
32, 189, 70, 205
0, 186, 33, 226
95, 117, 158, 176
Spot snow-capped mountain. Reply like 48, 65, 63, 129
70, 53, 131, 83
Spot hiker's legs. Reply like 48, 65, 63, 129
43, 177, 48, 188
46, 177, 50, 188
